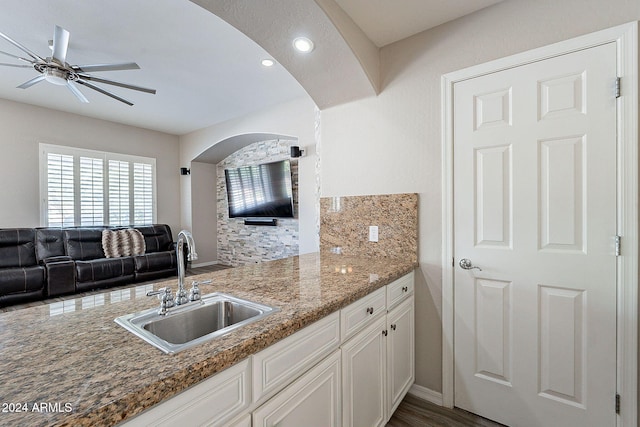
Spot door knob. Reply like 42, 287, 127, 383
459, 258, 482, 271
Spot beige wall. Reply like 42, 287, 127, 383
319, 0, 640, 392
191, 161, 218, 264
180, 97, 318, 262
0, 98, 181, 233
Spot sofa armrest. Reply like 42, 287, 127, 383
43, 257, 76, 297
42, 256, 73, 265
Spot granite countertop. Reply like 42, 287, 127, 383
0, 252, 416, 427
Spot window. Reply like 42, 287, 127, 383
40, 143, 156, 227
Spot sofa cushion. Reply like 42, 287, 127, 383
75, 257, 135, 283
134, 250, 177, 273
0, 229, 37, 268
135, 225, 173, 253
35, 228, 66, 262
64, 229, 105, 260
0, 266, 45, 294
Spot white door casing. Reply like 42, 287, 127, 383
442, 22, 638, 427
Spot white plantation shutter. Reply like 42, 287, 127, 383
133, 163, 153, 225
80, 157, 104, 226
46, 153, 75, 227
108, 160, 130, 226
40, 144, 156, 227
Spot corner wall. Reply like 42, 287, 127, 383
319, 0, 640, 393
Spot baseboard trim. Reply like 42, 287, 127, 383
408, 384, 443, 406
190, 261, 219, 268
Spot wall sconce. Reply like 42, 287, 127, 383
180, 167, 191, 175
290, 146, 304, 158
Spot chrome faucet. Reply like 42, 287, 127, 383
176, 230, 198, 305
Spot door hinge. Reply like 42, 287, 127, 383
615, 77, 621, 98
615, 393, 620, 414
615, 235, 621, 257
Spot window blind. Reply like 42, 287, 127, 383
133, 162, 153, 225
46, 153, 75, 227
79, 157, 104, 226
40, 144, 156, 227
108, 160, 130, 226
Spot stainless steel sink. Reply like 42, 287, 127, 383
115, 293, 279, 354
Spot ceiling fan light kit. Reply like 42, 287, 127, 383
0, 24, 156, 106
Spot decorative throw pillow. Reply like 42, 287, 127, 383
118, 229, 132, 256
102, 229, 123, 258
128, 229, 146, 256
102, 229, 146, 258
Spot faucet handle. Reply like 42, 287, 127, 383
147, 287, 171, 297
189, 280, 211, 302
147, 287, 174, 315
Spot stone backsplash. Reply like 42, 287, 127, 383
217, 139, 299, 266
320, 193, 418, 262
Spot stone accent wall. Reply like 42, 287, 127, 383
320, 193, 418, 263
217, 139, 299, 266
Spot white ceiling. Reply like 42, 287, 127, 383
0, 0, 504, 136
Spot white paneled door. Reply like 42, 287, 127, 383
453, 42, 617, 427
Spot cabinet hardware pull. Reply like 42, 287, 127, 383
366, 307, 374, 314
382, 330, 388, 336
391, 324, 397, 331
402, 286, 408, 292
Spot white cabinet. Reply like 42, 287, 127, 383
386, 296, 415, 416
341, 272, 415, 427
253, 351, 342, 427
341, 315, 387, 427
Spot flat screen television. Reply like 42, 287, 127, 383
224, 160, 294, 218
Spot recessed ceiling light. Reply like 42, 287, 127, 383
261, 59, 275, 67
293, 37, 314, 53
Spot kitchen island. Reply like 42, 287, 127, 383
0, 252, 416, 426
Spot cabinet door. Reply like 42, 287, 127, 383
342, 315, 387, 427
253, 351, 341, 427
387, 296, 415, 416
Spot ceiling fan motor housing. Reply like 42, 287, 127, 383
42, 66, 71, 85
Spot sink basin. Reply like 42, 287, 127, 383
115, 293, 279, 354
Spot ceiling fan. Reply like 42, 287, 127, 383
0, 25, 155, 106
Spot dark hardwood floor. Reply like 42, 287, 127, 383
387, 395, 504, 427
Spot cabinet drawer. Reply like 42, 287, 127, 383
253, 350, 341, 427
120, 359, 250, 427
253, 311, 340, 404
386, 272, 414, 310
340, 286, 386, 342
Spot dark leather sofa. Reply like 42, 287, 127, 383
0, 224, 179, 307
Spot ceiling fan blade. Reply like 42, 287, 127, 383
17, 74, 45, 89
0, 31, 45, 62
66, 81, 88, 103
72, 62, 140, 73
77, 74, 156, 94
52, 25, 70, 65
76, 79, 133, 106
0, 50, 34, 64
0, 62, 32, 68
